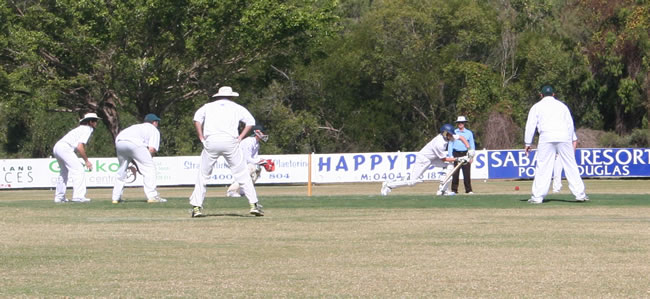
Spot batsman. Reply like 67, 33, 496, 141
226, 125, 275, 197
381, 124, 474, 196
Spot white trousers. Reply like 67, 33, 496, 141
227, 163, 261, 196
552, 154, 563, 192
112, 140, 159, 201
53, 142, 87, 200
189, 137, 258, 207
532, 142, 586, 201
386, 153, 453, 193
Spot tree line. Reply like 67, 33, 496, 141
1, 0, 649, 158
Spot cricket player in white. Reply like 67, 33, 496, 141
52, 113, 100, 203
381, 124, 473, 196
111, 113, 166, 204
226, 125, 269, 197
525, 86, 588, 204
189, 86, 263, 217
552, 132, 577, 193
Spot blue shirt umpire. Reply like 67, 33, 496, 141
447, 116, 475, 194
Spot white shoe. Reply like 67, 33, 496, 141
112, 198, 123, 204
71, 198, 91, 203
147, 196, 167, 203
380, 182, 391, 196
250, 203, 264, 216
436, 190, 443, 196
191, 206, 203, 218
444, 191, 456, 196
528, 198, 543, 204
576, 196, 589, 202
467, 192, 474, 195
226, 191, 241, 197
54, 198, 69, 203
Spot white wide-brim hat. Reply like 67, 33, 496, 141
79, 113, 101, 123
211, 86, 239, 98
455, 116, 468, 123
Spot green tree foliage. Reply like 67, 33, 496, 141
273, 0, 506, 152
1, 0, 649, 157
1, 0, 337, 157
577, 0, 650, 133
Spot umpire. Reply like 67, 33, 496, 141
448, 116, 476, 194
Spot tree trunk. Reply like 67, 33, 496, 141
98, 91, 121, 143
614, 104, 625, 135
646, 72, 650, 133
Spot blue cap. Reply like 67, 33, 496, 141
541, 85, 554, 96
144, 113, 161, 123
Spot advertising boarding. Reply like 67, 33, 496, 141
312, 151, 489, 183
486, 148, 650, 179
1, 148, 649, 189
0, 154, 307, 189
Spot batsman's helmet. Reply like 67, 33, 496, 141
440, 123, 455, 136
251, 125, 269, 142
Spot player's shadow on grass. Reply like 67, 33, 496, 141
198, 213, 256, 217
518, 198, 584, 203
543, 198, 585, 203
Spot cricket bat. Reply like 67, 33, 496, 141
441, 160, 466, 186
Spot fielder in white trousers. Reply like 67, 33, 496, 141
189, 136, 259, 207
112, 140, 159, 201
111, 114, 163, 203
525, 86, 587, 203
53, 142, 88, 201
532, 142, 585, 201
190, 86, 263, 217
52, 113, 99, 203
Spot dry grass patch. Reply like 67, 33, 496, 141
1, 194, 649, 297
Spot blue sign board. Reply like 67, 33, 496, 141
487, 148, 650, 179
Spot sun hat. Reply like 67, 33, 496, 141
455, 116, 468, 123
211, 86, 239, 98
79, 113, 101, 123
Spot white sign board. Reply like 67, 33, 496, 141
1, 151, 489, 189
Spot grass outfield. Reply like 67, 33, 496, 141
1, 180, 649, 297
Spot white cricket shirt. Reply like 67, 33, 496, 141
115, 123, 161, 151
524, 96, 575, 145
57, 125, 94, 149
419, 133, 457, 161
239, 136, 260, 164
193, 99, 255, 140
